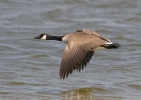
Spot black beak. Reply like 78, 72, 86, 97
34, 36, 40, 39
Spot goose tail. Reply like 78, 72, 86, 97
102, 43, 120, 49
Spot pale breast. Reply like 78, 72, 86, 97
62, 34, 70, 43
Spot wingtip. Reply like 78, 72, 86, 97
59, 73, 65, 79
59, 72, 69, 79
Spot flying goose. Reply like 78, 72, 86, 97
34, 29, 120, 79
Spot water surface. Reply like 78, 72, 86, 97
0, 0, 141, 100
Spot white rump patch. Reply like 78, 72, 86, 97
94, 42, 113, 51
105, 42, 112, 44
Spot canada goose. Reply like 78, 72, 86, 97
34, 29, 120, 79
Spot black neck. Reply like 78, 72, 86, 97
47, 35, 63, 41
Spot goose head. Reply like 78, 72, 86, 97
34, 34, 50, 40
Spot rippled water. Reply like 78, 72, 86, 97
0, 0, 141, 100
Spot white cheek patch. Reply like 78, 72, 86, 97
41, 35, 46, 40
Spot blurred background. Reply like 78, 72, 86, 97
0, 0, 141, 100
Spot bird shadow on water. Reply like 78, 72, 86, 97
60, 87, 93, 100
36, 87, 93, 100
59, 87, 123, 100
35, 87, 123, 100
38, 87, 116, 100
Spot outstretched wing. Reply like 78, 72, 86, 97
59, 32, 106, 79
